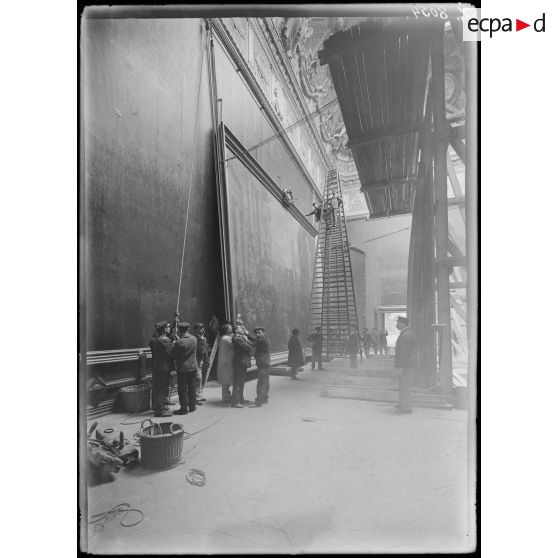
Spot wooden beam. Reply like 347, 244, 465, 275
436, 256, 467, 267
450, 137, 466, 162
348, 122, 422, 148
361, 175, 418, 191
431, 23, 453, 397
451, 123, 466, 141
224, 125, 318, 237
448, 195, 465, 206
318, 22, 431, 65
447, 152, 466, 221
450, 294, 467, 323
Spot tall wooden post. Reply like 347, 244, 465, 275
407, 76, 437, 389
431, 24, 453, 396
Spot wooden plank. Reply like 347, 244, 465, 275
447, 152, 466, 221
448, 235, 464, 259
451, 123, 466, 140
321, 384, 453, 409
347, 122, 422, 148
361, 174, 418, 191
450, 294, 467, 323
431, 23, 453, 397
436, 256, 467, 267
450, 137, 466, 162
448, 195, 465, 206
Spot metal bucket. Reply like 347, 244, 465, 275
138, 419, 184, 470
120, 384, 152, 413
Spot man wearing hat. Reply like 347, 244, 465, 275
149, 321, 174, 417
394, 316, 417, 413
307, 326, 324, 370
192, 322, 209, 405
348, 325, 360, 368
231, 325, 254, 408
171, 322, 198, 415
253, 327, 271, 407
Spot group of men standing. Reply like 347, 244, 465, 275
361, 328, 389, 357
150, 315, 417, 416
150, 318, 274, 416
149, 320, 209, 417
225, 324, 271, 408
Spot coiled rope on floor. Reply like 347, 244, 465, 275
88, 503, 144, 531
186, 469, 206, 487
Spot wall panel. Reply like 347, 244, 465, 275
84, 18, 223, 351
225, 151, 315, 352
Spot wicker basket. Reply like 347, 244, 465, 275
138, 419, 184, 470
120, 384, 152, 413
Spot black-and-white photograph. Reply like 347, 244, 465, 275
79, 4, 477, 554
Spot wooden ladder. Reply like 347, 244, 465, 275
308, 169, 362, 359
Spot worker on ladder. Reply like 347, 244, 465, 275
324, 194, 343, 228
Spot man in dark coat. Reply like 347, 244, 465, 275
231, 325, 254, 408
287, 329, 304, 380
193, 322, 209, 405
253, 327, 271, 406
348, 326, 360, 368
371, 329, 379, 355
171, 322, 198, 415
305, 202, 322, 223
307, 326, 324, 370
362, 328, 373, 359
394, 316, 417, 413
149, 320, 174, 417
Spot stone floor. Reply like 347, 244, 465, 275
84, 358, 474, 554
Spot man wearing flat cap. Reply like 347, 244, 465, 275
171, 321, 198, 415
192, 322, 209, 405
253, 327, 271, 407
394, 316, 417, 413
149, 321, 174, 417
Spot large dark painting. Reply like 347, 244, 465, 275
224, 136, 316, 354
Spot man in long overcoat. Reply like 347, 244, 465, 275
216, 324, 234, 402
307, 326, 324, 370
288, 329, 304, 379
348, 326, 360, 368
253, 327, 271, 406
193, 322, 209, 405
231, 325, 254, 408
149, 320, 174, 417
171, 321, 198, 415
362, 328, 372, 358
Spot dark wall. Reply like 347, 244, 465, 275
346, 214, 411, 329
226, 156, 315, 352
83, 18, 321, 354
83, 18, 223, 351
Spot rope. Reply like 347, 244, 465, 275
88, 503, 144, 531
182, 414, 225, 440
186, 469, 206, 487
119, 384, 153, 425
176, 23, 207, 313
